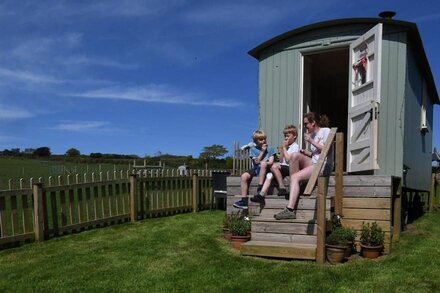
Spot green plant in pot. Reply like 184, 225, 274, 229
343, 226, 357, 258
360, 222, 385, 259
326, 226, 356, 264
222, 213, 234, 240
229, 214, 251, 250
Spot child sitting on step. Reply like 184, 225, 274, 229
233, 130, 276, 209
251, 124, 300, 205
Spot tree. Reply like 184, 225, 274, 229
90, 152, 103, 158
199, 144, 228, 161
34, 147, 51, 157
66, 148, 80, 157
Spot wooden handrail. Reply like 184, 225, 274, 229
303, 127, 338, 195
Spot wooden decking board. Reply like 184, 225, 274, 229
328, 175, 393, 186
343, 197, 391, 209
255, 209, 331, 221
241, 241, 316, 259
343, 208, 391, 221
330, 187, 393, 197
252, 221, 317, 235
251, 232, 317, 244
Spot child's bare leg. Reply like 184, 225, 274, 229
240, 172, 251, 197
259, 174, 273, 196
258, 162, 268, 185
271, 163, 284, 188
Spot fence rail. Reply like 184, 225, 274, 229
232, 141, 252, 176
0, 169, 217, 248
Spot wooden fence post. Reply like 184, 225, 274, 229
192, 172, 198, 213
316, 176, 328, 264
33, 183, 45, 242
335, 132, 344, 216
130, 174, 138, 222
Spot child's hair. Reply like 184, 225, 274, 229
252, 130, 267, 142
304, 112, 330, 127
283, 124, 298, 137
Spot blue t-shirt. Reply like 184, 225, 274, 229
249, 145, 276, 175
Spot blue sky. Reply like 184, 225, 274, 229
0, 0, 439, 157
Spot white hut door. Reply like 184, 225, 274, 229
347, 23, 382, 172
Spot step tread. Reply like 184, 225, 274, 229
241, 241, 317, 259
244, 240, 316, 248
252, 214, 317, 223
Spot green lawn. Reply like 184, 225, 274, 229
1, 211, 440, 292
0, 157, 130, 188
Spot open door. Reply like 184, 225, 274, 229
347, 23, 382, 172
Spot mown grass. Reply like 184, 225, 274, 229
0, 157, 130, 188
1, 210, 440, 292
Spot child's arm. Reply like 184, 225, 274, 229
252, 144, 268, 165
284, 143, 299, 162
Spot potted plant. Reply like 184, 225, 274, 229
360, 222, 385, 259
229, 215, 251, 250
343, 226, 357, 258
222, 213, 233, 240
326, 226, 349, 264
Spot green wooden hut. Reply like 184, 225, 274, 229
248, 13, 439, 192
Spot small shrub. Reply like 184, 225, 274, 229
327, 227, 348, 246
343, 226, 357, 243
327, 226, 357, 246
229, 215, 251, 236
360, 222, 385, 246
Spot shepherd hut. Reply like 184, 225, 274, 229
248, 12, 438, 192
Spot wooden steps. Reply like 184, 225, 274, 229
227, 192, 332, 260
241, 241, 316, 260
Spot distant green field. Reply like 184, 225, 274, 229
0, 158, 130, 189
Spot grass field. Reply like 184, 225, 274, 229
0, 157, 130, 188
1, 210, 439, 291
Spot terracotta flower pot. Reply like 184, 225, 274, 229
360, 243, 383, 259
231, 234, 251, 250
326, 244, 347, 264
223, 227, 232, 240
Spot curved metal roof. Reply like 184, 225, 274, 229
248, 17, 438, 103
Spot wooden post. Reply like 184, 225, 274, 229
33, 183, 45, 242
192, 172, 199, 213
430, 173, 435, 212
334, 132, 344, 216
393, 183, 402, 242
130, 175, 138, 222
316, 176, 328, 264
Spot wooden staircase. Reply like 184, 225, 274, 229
227, 128, 337, 261
226, 179, 333, 260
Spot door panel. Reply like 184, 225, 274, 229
347, 23, 382, 172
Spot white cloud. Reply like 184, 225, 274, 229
0, 67, 64, 84
0, 106, 33, 120
11, 33, 83, 61
65, 85, 243, 107
50, 121, 117, 133
57, 55, 138, 69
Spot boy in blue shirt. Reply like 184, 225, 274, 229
252, 124, 299, 204
233, 130, 276, 209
